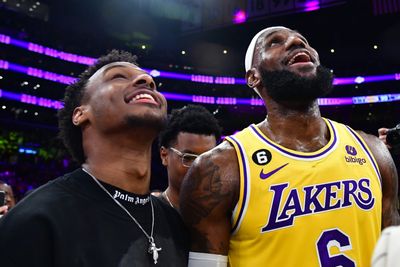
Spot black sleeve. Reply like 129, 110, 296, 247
0, 206, 55, 267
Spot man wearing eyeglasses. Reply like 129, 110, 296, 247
158, 105, 222, 210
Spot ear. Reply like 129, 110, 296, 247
246, 67, 261, 89
72, 106, 89, 126
160, 146, 168, 166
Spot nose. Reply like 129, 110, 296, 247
132, 73, 156, 90
285, 35, 307, 50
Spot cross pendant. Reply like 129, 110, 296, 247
148, 241, 162, 264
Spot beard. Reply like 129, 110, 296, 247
259, 65, 334, 104
124, 112, 167, 133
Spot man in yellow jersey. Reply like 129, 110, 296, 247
180, 26, 400, 267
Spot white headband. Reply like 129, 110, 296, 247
244, 26, 288, 72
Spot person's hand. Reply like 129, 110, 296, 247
378, 128, 392, 149
0, 205, 8, 215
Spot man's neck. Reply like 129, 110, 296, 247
259, 105, 330, 152
82, 132, 155, 194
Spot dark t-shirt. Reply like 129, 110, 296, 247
0, 169, 189, 267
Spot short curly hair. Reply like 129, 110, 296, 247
159, 105, 222, 148
58, 50, 138, 164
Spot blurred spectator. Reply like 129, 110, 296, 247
0, 180, 16, 208
379, 125, 400, 156
379, 127, 393, 149
0, 180, 16, 218
157, 105, 222, 210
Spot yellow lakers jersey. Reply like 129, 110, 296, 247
225, 118, 382, 267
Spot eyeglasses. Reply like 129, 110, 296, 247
169, 147, 199, 168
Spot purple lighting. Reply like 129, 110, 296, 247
0, 88, 64, 109
1, 88, 400, 109
0, 33, 95, 65
193, 95, 215, 104
317, 97, 353, 106
2, 33, 400, 86
2, 58, 400, 88
233, 10, 247, 24
150, 70, 192, 81
215, 76, 236, 84
364, 74, 399, 83
0, 60, 9, 69
20, 94, 64, 109
0, 60, 76, 84
0, 34, 11, 44
161, 92, 192, 102
191, 75, 214, 84
216, 97, 237, 105
303, 1, 320, 11
1, 90, 20, 101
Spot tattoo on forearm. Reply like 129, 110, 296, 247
191, 226, 230, 253
183, 159, 231, 226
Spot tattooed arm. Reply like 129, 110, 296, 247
180, 141, 239, 255
358, 131, 400, 228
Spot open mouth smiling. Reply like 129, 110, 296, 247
125, 90, 159, 106
286, 51, 313, 66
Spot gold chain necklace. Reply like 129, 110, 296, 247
82, 168, 162, 264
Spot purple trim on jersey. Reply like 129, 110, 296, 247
346, 126, 382, 186
227, 135, 248, 234
250, 120, 337, 159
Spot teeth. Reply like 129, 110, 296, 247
129, 93, 155, 103
288, 52, 310, 65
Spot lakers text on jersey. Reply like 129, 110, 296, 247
225, 118, 382, 267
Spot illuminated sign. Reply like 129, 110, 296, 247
247, 0, 346, 18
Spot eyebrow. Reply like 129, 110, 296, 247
263, 30, 307, 43
263, 30, 281, 39
103, 64, 142, 75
